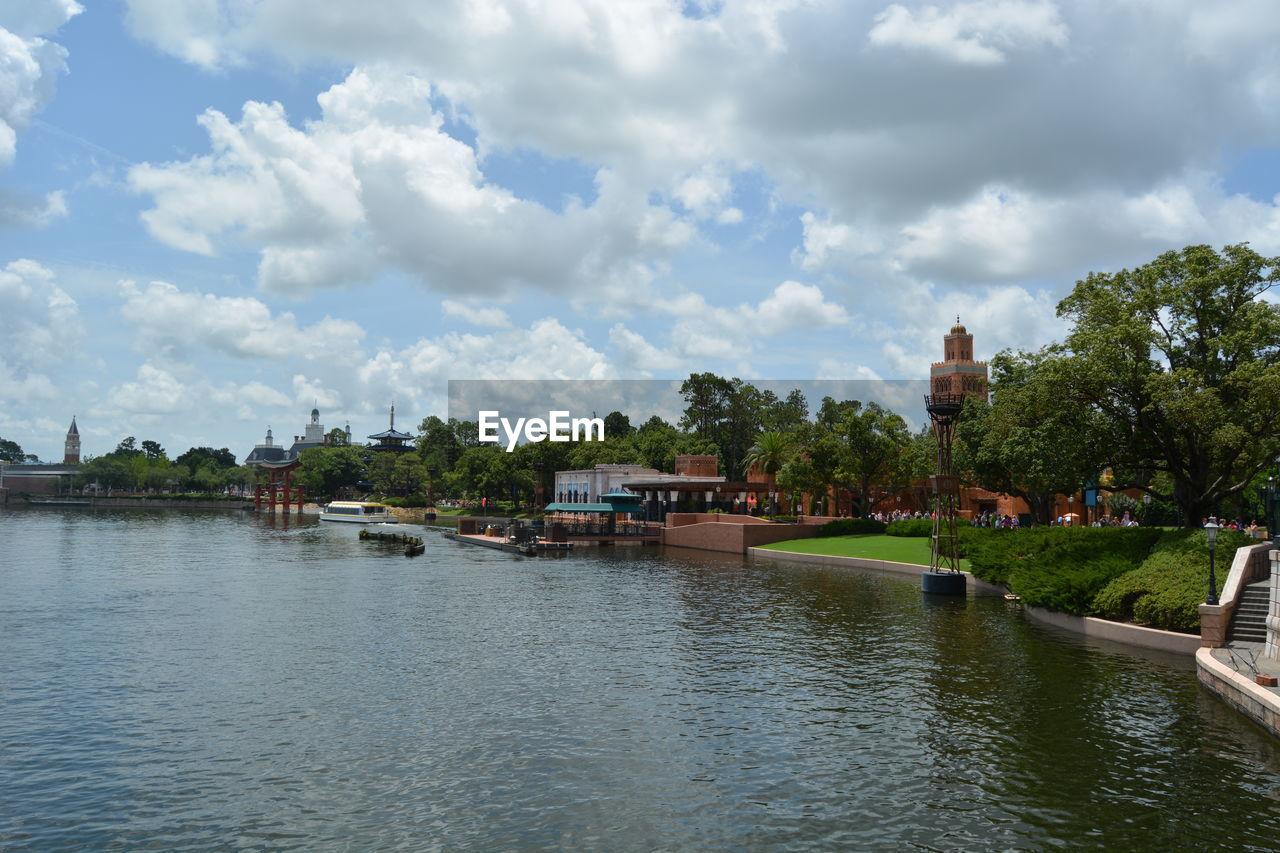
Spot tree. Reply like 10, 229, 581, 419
141, 440, 166, 461
839, 402, 912, 517
325, 427, 350, 447
603, 411, 633, 439
296, 446, 367, 499
115, 436, 140, 456
175, 447, 237, 470
1057, 243, 1280, 525
955, 350, 1106, 525
0, 437, 25, 463
743, 431, 795, 516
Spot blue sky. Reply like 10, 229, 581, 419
3, 0, 1280, 463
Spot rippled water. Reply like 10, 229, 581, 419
4, 507, 1280, 850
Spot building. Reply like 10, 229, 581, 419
367, 404, 414, 453
552, 455, 774, 522
0, 417, 81, 498
243, 407, 338, 465
64, 416, 80, 464
930, 317, 988, 400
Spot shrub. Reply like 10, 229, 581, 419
1093, 528, 1254, 632
886, 518, 933, 537
886, 518, 974, 537
817, 518, 886, 537
964, 526, 1163, 602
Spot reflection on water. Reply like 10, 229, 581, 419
2, 507, 1279, 850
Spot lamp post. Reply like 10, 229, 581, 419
1205, 516, 1221, 605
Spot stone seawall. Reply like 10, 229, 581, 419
32, 498, 255, 510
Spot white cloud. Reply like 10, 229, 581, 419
0, 0, 80, 167
608, 324, 684, 373
129, 67, 695, 299
868, 1, 1068, 66
106, 363, 189, 415
119, 279, 366, 359
0, 259, 83, 402
441, 299, 512, 328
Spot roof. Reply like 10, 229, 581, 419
367, 429, 413, 440
67, 417, 78, 436
544, 501, 647, 515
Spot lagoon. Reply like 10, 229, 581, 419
3, 507, 1280, 850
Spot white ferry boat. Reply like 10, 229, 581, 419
319, 501, 399, 524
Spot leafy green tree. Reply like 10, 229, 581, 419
115, 436, 140, 457
839, 401, 912, 517
0, 437, 25, 463
416, 415, 467, 474
325, 427, 350, 447
761, 389, 809, 433
956, 351, 1107, 525
141, 440, 166, 461
449, 445, 521, 502
1057, 243, 1280, 525
744, 431, 795, 516
175, 447, 237, 470
566, 436, 642, 469
296, 446, 367, 498
603, 410, 633, 438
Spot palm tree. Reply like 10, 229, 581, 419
743, 431, 794, 517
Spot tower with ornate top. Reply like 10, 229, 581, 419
930, 317, 988, 400
63, 416, 80, 464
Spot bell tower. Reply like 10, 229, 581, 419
929, 317, 988, 400
64, 416, 81, 464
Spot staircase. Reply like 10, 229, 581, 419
1228, 579, 1271, 644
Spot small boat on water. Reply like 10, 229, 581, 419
319, 501, 399, 524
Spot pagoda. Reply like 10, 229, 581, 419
368, 404, 414, 453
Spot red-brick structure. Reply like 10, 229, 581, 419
63, 417, 80, 464
930, 318, 988, 400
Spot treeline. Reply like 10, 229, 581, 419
72, 437, 256, 494
18, 243, 1275, 525
284, 377, 939, 515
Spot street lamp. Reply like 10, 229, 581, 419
1205, 516, 1221, 606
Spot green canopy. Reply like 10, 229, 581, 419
543, 501, 647, 515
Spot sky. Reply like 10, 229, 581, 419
3, 0, 1280, 463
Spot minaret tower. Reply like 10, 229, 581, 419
929, 317, 988, 401
64, 416, 81, 464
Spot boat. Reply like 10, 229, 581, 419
319, 501, 399, 523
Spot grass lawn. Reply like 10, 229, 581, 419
757, 534, 969, 571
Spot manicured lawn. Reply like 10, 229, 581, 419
757, 534, 969, 570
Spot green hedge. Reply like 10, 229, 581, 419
964, 526, 1164, 613
886, 518, 973, 537
1093, 529, 1253, 632
817, 518, 887, 537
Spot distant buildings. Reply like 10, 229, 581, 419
243, 407, 349, 465
1, 417, 81, 496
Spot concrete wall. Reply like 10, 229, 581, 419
663, 519, 819, 553
747, 547, 1006, 595
1024, 606, 1201, 654
1198, 647, 1280, 739
666, 512, 776, 527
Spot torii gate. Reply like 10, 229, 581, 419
250, 459, 305, 515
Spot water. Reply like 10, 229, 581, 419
3, 508, 1280, 850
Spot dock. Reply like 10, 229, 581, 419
441, 531, 572, 557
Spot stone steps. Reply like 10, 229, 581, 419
1229, 582, 1271, 644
